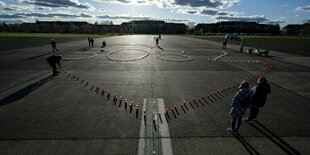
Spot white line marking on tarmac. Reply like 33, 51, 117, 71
138, 99, 147, 155
158, 98, 173, 155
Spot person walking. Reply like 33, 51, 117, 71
50, 39, 58, 53
46, 54, 62, 76
227, 81, 252, 134
244, 77, 271, 123
156, 37, 159, 47
240, 40, 246, 53
90, 38, 94, 47
223, 38, 227, 49
88, 37, 91, 47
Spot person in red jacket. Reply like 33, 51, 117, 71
46, 55, 62, 76
244, 77, 271, 123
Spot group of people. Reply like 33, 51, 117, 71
222, 38, 246, 53
228, 77, 271, 134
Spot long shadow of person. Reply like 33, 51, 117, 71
158, 46, 164, 50
232, 133, 260, 155
0, 75, 54, 107
249, 121, 301, 155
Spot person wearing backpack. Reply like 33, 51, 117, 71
244, 77, 271, 124
227, 81, 252, 134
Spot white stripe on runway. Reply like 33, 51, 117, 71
137, 99, 147, 155
157, 98, 173, 155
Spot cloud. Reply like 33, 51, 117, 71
93, 0, 239, 9
97, 14, 150, 20
0, 19, 24, 24
0, 12, 93, 19
0, 1, 6, 7
36, 6, 52, 10
296, 5, 310, 12
173, 8, 237, 17
97, 14, 189, 22
2, 4, 34, 11
215, 15, 285, 24
17, 0, 95, 10
173, 0, 222, 8
98, 8, 108, 12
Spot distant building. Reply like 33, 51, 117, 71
195, 21, 280, 35
282, 23, 310, 36
121, 20, 186, 34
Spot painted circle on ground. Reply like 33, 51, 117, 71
157, 53, 192, 62
157, 49, 185, 55
106, 48, 150, 62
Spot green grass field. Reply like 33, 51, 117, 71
0, 32, 119, 39
1, 32, 309, 39
170, 34, 310, 39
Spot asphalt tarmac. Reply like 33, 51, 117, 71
0, 35, 309, 154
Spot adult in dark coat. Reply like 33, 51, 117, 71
88, 37, 91, 47
90, 38, 94, 47
50, 39, 58, 52
244, 77, 271, 123
46, 55, 62, 76
156, 38, 159, 46
223, 38, 227, 49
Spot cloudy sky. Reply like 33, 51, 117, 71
0, 0, 309, 27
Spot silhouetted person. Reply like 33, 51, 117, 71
223, 38, 227, 49
50, 39, 58, 53
159, 34, 161, 39
46, 55, 62, 76
156, 38, 159, 47
240, 40, 246, 53
244, 77, 270, 123
227, 81, 252, 134
88, 37, 91, 47
101, 41, 106, 48
90, 38, 94, 47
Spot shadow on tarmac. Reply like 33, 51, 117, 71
0, 75, 54, 107
22, 52, 53, 62
249, 121, 301, 155
158, 46, 164, 50
232, 133, 260, 155
78, 47, 91, 52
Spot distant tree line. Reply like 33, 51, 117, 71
1, 20, 309, 36
0, 21, 119, 34
194, 21, 281, 35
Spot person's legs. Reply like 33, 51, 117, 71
235, 117, 242, 132
231, 116, 237, 131
49, 62, 57, 75
248, 107, 259, 120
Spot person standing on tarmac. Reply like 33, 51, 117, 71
50, 39, 58, 53
223, 38, 227, 49
227, 81, 252, 134
46, 54, 62, 76
240, 40, 246, 53
90, 38, 94, 47
244, 77, 271, 123
88, 37, 91, 47
156, 37, 159, 47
